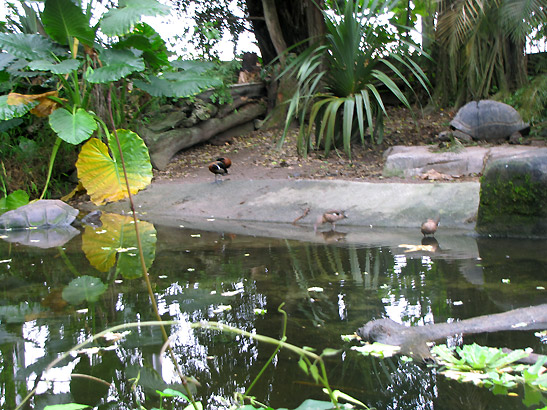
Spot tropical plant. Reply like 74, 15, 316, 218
277, 0, 429, 158
434, 0, 546, 105
0, 0, 223, 204
506, 74, 547, 137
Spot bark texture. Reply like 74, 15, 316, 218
357, 304, 547, 362
138, 83, 267, 170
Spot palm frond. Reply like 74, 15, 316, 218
500, 0, 546, 42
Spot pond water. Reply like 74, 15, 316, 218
1, 214, 546, 410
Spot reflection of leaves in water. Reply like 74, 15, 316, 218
81, 213, 156, 279
0, 302, 44, 323
163, 288, 226, 314
62, 275, 107, 304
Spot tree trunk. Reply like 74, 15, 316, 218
245, 0, 325, 64
504, 37, 527, 91
261, 0, 288, 64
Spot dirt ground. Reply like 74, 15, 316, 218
153, 107, 455, 184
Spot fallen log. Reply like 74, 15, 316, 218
140, 101, 267, 170
137, 82, 267, 170
357, 304, 547, 362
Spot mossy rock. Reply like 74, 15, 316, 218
477, 149, 547, 237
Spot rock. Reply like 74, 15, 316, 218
383, 145, 543, 179
383, 145, 487, 177
476, 148, 547, 237
0, 199, 79, 230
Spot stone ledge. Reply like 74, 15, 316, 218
383, 145, 542, 178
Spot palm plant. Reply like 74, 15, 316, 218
277, 0, 429, 158
435, 0, 546, 104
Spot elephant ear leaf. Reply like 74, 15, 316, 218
49, 107, 97, 143
76, 130, 152, 205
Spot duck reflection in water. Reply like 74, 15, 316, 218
320, 230, 347, 243
421, 236, 440, 252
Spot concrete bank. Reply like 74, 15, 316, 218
94, 179, 480, 233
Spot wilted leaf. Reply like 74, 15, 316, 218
62, 275, 107, 305
81, 213, 156, 279
0, 95, 37, 120
76, 130, 152, 205
8, 91, 62, 118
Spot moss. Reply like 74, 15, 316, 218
477, 160, 547, 236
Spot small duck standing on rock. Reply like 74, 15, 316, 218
314, 210, 347, 232
208, 157, 232, 183
421, 216, 440, 236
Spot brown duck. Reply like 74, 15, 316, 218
421, 217, 440, 236
314, 210, 347, 232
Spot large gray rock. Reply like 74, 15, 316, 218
477, 148, 547, 237
383, 145, 540, 178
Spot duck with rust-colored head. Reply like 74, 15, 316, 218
421, 216, 440, 236
314, 210, 347, 232
216, 157, 232, 169
208, 159, 229, 182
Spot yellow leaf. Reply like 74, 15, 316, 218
76, 130, 152, 205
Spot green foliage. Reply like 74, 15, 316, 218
0, 189, 29, 214
48, 107, 97, 144
44, 405, 90, 410
434, 0, 545, 103
0, 0, 224, 201
62, 275, 107, 304
505, 74, 547, 136
278, 0, 429, 158
41, 0, 96, 46
431, 343, 546, 399
100, 0, 170, 37
432, 343, 530, 371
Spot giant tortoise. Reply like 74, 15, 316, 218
450, 100, 529, 142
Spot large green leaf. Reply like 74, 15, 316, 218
0, 190, 29, 214
41, 0, 96, 46
48, 107, 97, 145
171, 60, 216, 73
28, 59, 81, 75
133, 73, 222, 97
0, 53, 16, 70
76, 130, 152, 205
85, 49, 145, 83
62, 276, 107, 305
81, 213, 156, 279
100, 0, 171, 37
0, 33, 56, 60
113, 23, 169, 70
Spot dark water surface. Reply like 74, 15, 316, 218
1, 216, 546, 409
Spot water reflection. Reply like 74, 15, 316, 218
0, 217, 546, 409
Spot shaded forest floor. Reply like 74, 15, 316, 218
153, 106, 455, 184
